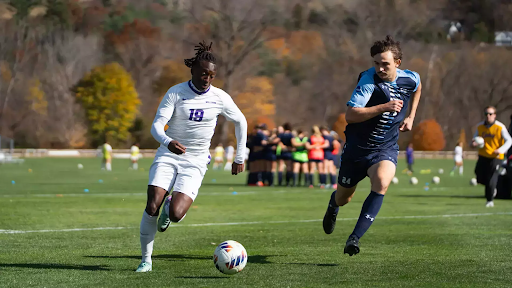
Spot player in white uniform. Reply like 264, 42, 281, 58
136, 42, 247, 272
224, 143, 235, 171
450, 142, 463, 176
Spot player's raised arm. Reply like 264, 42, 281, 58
221, 94, 248, 174
151, 89, 186, 154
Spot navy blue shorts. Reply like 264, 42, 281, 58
337, 149, 398, 188
264, 153, 277, 161
280, 152, 293, 161
324, 152, 334, 161
249, 151, 263, 162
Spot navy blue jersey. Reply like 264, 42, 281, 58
344, 67, 420, 152
253, 131, 266, 147
323, 134, 334, 152
279, 132, 293, 147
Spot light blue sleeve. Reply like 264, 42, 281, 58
347, 73, 375, 108
406, 70, 421, 92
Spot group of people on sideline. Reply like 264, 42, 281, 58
245, 123, 342, 188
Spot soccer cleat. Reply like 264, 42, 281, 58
135, 261, 152, 272
486, 201, 494, 208
322, 201, 339, 235
157, 196, 172, 232
344, 235, 360, 256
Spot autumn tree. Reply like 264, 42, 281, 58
411, 119, 446, 151
73, 63, 140, 146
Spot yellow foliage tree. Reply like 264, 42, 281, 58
332, 113, 348, 142
236, 76, 275, 125
74, 63, 140, 146
411, 119, 446, 151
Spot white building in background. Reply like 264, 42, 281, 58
495, 32, 512, 46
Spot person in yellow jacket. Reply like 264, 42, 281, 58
131, 143, 140, 170
102, 141, 113, 171
472, 106, 512, 207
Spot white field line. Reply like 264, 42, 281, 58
0, 187, 469, 198
1, 212, 511, 234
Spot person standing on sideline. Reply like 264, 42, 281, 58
406, 143, 414, 173
102, 141, 113, 171
472, 106, 512, 207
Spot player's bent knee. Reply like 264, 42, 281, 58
145, 202, 160, 216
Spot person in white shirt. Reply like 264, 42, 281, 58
450, 142, 464, 176
224, 142, 235, 171
136, 42, 247, 272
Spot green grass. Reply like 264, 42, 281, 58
1, 158, 511, 288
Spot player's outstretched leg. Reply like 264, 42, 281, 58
323, 185, 356, 234
137, 185, 167, 272
344, 160, 394, 256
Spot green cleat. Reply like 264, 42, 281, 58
135, 261, 152, 272
157, 196, 172, 232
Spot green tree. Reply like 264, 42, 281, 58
73, 63, 140, 146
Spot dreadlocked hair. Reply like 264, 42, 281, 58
184, 41, 216, 68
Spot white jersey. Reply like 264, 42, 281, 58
225, 146, 234, 160
454, 146, 462, 157
454, 145, 463, 162
151, 81, 247, 164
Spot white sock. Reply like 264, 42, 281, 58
140, 211, 157, 264
459, 166, 463, 175
106, 163, 112, 171
133, 163, 138, 170
224, 162, 232, 170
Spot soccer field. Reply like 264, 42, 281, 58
1, 158, 511, 288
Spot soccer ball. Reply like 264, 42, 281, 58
391, 177, 399, 184
432, 176, 440, 184
213, 240, 247, 275
410, 177, 418, 185
470, 178, 478, 186
77, 163, 84, 169
473, 136, 485, 148
438, 168, 444, 174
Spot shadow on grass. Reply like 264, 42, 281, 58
248, 255, 281, 264
283, 262, 339, 267
0, 263, 110, 271
175, 276, 229, 279
85, 254, 210, 261
399, 194, 485, 199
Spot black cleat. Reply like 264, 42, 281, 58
322, 203, 339, 234
344, 235, 360, 256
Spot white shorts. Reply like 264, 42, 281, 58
454, 155, 463, 163
215, 156, 223, 162
226, 156, 233, 163
131, 155, 139, 161
148, 153, 209, 201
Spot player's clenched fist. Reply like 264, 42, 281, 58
168, 140, 186, 154
384, 100, 403, 112
231, 162, 244, 175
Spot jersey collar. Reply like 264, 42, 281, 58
188, 80, 210, 95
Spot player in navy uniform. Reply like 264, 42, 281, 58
278, 123, 294, 186
322, 36, 422, 256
